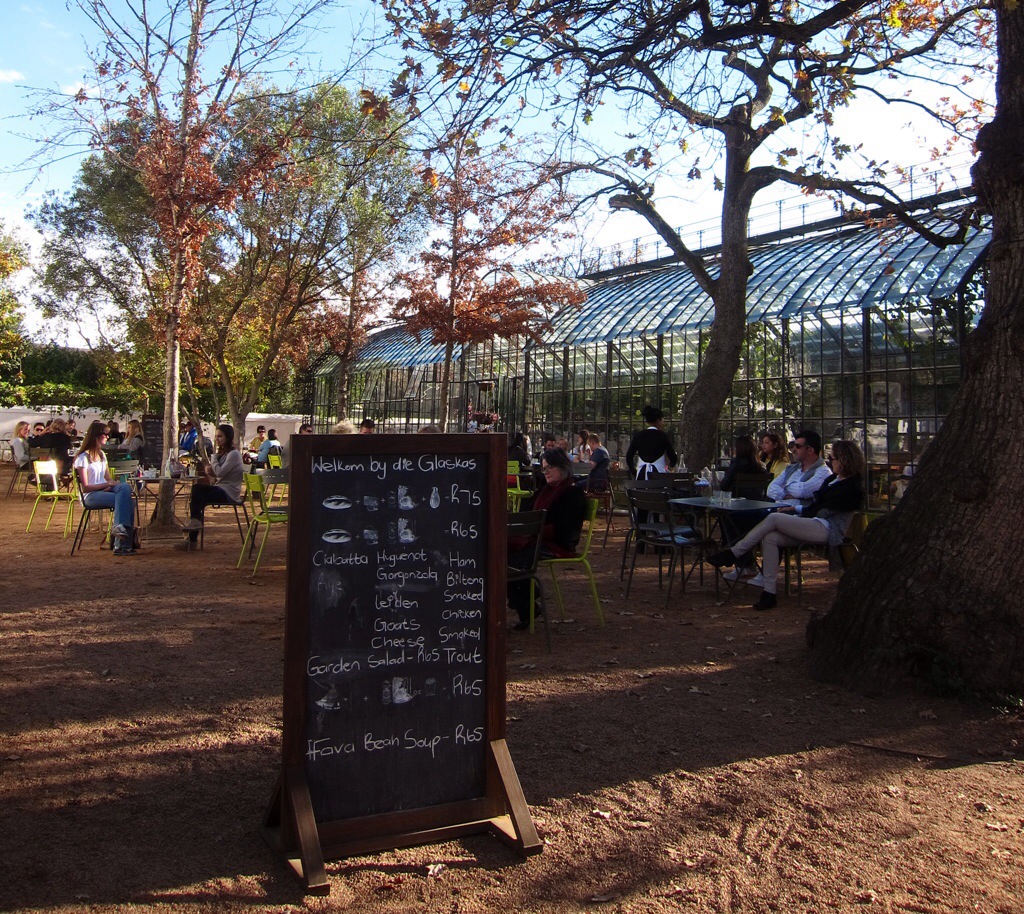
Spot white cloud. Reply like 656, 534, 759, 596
0, 69, 24, 83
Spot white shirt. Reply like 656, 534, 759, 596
766, 460, 832, 508
73, 451, 109, 487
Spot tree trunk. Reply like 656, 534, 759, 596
807, 2, 1024, 695
155, 311, 181, 525
678, 163, 753, 470
336, 354, 351, 421
438, 338, 454, 430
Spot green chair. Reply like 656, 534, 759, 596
539, 497, 604, 625
507, 460, 532, 512
237, 473, 288, 575
26, 460, 76, 538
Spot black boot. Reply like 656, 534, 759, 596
752, 591, 777, 611
708, 548, 736, 568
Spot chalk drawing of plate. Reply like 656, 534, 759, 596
322, 495, 352, 510
322, 529, 352, 544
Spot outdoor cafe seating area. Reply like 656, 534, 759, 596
2, 433, 867, 630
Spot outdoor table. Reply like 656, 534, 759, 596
138, 475, 197, 531
669, 496, 779, 543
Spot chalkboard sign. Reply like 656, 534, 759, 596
140, 414, 163, 468
266, 434, 539, 889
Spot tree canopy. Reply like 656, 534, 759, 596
385, 0, 995, 467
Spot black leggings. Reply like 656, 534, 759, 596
188, 485, 236, 540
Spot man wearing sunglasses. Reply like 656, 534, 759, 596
766, 430, 831, 510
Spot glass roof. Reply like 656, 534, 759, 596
349, 212, 989, 368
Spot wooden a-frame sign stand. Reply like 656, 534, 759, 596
262, 739, 541, 892
262, 434, 541, 893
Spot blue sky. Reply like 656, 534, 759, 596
0, 0, 992, 331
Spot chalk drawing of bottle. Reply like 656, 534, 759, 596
381, 680, 392, 705
429, 486, 440, 509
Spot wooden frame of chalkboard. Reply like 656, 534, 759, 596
263, 434, 540, 891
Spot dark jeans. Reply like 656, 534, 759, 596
188, 484, 237, 541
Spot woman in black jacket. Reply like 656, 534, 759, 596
709, 439, 864, 612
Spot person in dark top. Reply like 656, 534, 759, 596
719, 435, 765, 494
625, 405, 678, 478
581, 432, 611, 493
709, 439, 865, 611
29, 417, 74, 476
508, 431, 531, 469
508, 448, 587, 630
718, 435, 768, 581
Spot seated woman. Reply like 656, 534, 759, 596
508, 448, 587, 630
184, 424, 244, 546
74, 420, 137, 556
119, 419, 145, 461
10, 421, 31, 469
106, 420, 124, 446
718, 435, 768, 582
709, 439, 865, 612
759, 431, 789, 479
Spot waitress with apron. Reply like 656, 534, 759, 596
626, 406, 678, 479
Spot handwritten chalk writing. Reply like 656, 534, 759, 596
307, 738, 355, 760
442, 607, 483, 620
307, 655, 361, 676
371, 634, 426, 650
404, 729, 447, 757
448, 554, 477, 568
440, 627, 481, 646
454, 724, 484, 744
312, 457, 365, 473
448, 485, 481, 506
452, 674, 483, 696
367, 650, 408, 668
446, 571, 483, 587
375, 591, 419, 610
364, 732, 400, 751
375, 567, 439, 584
313, 551, 370, 567
416, 645, 441, 663
444, 588, 484, 603
443, 647, 483, 664
369, 458, 387, 479
418, 455, 478, 472
376, 549, 428, 566
392, 457, 413, 471
449, 521, 479, 539
373, 617, 421, 632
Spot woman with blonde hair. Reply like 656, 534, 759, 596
10, 421, 31, 469
119, 419, 145, 461
74, 420, 137, 556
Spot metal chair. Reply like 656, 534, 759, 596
8, 447, 53, 500
539, 497, 604, 625
70, 478, 114, 555
626, 488, 716, 606
732, 471, 773, 500
602, 468, 631, 548
238, 473, 288, 575
507, 510, 551, 651
507, 460, 532, 512
26, 460, 76, 537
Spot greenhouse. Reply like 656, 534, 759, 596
304, 201, 989, 508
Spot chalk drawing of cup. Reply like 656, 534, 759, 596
363, 528, 379, 545
363, 495, 379, 511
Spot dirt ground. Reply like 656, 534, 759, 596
1, 476, 1022, 914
